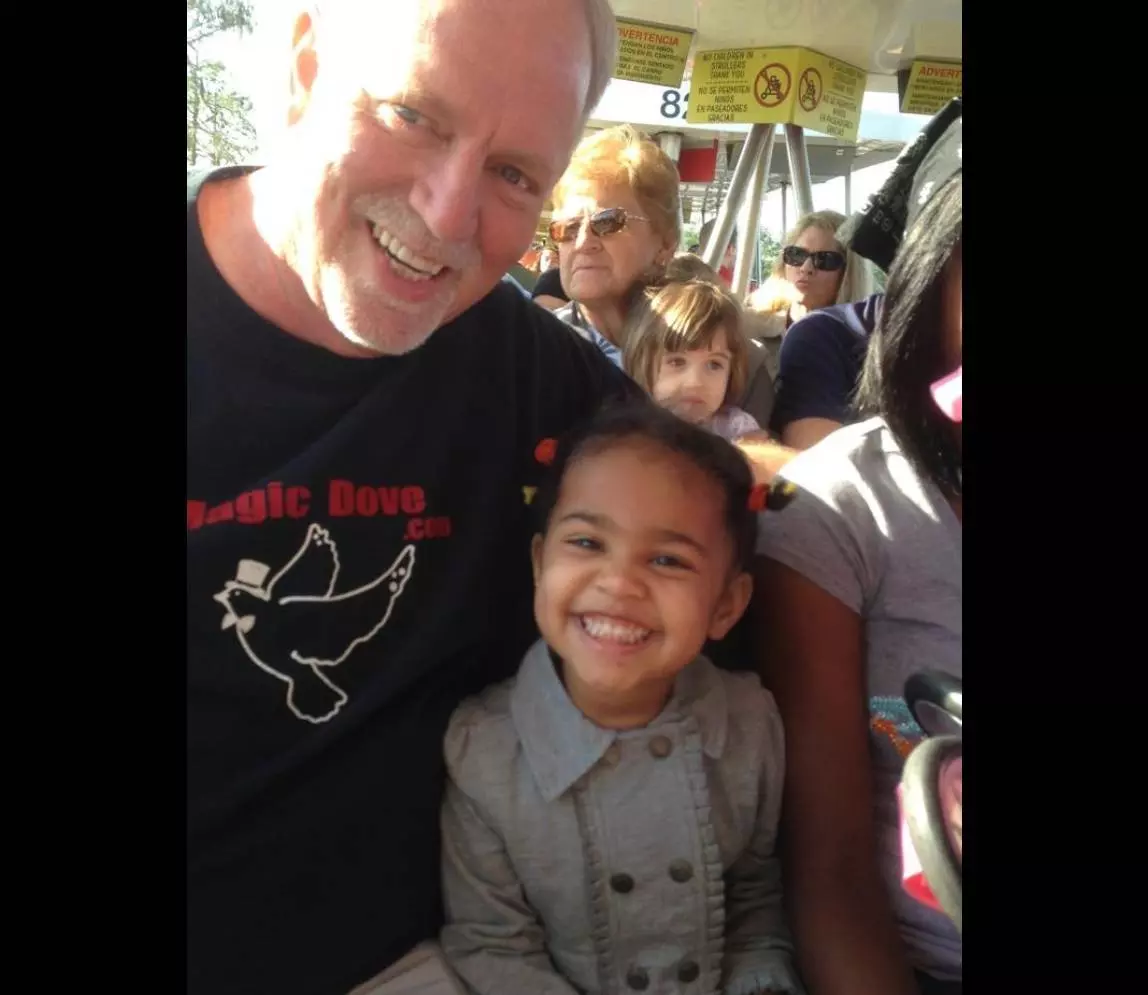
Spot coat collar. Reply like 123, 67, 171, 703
509, 639, 730, 802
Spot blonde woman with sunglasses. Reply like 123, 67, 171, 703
744, 211, 876, 383
548, 125, 682, 365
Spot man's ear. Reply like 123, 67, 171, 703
707, 571, 753, 641
287, 11, 320, 126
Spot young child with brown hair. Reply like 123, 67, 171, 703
623, 279, 762, 441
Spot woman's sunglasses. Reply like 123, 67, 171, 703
782, 245, 847, 271
548, 207, 650, 244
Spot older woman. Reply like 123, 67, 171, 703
754, 109, 962, 995
548, 125, 682, 365
745, 210, 875, 383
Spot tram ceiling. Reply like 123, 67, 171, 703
609, 0, 961, 76
602, 1, 958, 288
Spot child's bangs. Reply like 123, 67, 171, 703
661, 295, 729, 353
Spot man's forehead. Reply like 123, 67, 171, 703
316, 0, 434, 87
319, 0, 588, 98
317, 0, 589, 155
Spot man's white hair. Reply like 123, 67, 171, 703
579, 0, 619, 120
312, 0, 617, 120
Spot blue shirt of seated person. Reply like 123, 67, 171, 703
769, 293, 883, 449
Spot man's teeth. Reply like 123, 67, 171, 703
580, 615, 651, 644
371, 224, 444, 280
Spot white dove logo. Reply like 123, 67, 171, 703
213, 524, 416, 723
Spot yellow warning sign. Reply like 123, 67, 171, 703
613, 18, 694, 88
791, 50, 867, 141
901, 60, 962, 116
689, 49, 793, 125
689, 47, 865, 143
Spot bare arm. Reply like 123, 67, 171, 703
754, 558, 919, 995
533, 294, 568, 310
779, 417, 843, 451
733, 432, 800, 486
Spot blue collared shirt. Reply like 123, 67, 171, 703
555, 301, 625, 369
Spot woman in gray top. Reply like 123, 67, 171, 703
754, 103, 962, 995
440, 405, 802, 995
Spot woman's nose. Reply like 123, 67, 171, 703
573, 218, 600, 251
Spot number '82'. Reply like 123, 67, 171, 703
660, 89, 689, 119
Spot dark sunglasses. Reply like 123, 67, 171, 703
548, 207, 650, 244
782, 245, 847, 271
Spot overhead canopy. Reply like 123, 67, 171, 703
609, 0, 962, 76
587, 80, 937, 144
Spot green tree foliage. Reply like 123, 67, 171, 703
187, 0, 257, 167
758, 229, 781, 276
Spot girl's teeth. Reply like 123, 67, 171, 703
581, 616, 650, 644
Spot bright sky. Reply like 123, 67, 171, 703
746, 157, 895, 241
200, 0, 902, 239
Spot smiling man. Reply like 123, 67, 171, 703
186, 2, 635, 993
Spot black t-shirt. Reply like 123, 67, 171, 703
531, 266, 567, 301
187, 167, 640, 995
768, 293, 884, 435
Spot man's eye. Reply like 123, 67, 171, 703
378, 103, 425, 130
496, 164, 536, 194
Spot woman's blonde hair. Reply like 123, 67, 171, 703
749, 209, 874, 314
623, 279, 750, 404
550, 125, 682, 250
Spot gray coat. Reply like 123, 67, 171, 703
440, 640, 802, 995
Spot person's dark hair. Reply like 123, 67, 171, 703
855, 172, 962, 497
531, 266, 567, 302
535, 402, 757, 572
